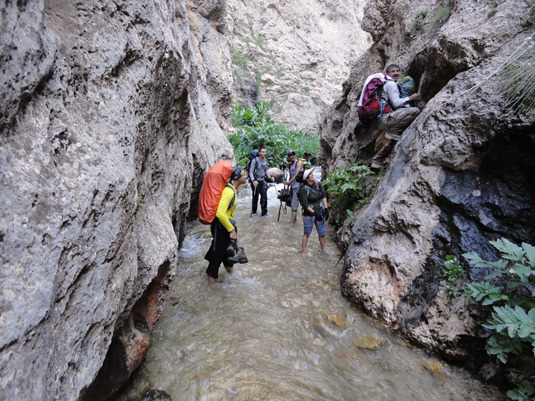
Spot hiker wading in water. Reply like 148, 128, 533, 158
298, 168, 329, 254
204, 167, 248, 285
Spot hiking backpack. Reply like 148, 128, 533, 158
357, 73, 392, 125
198, 160, 236, 225
245, 149, 259, 177
399, 76, 416, 98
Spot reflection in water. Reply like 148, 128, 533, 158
117, 179, 501, 401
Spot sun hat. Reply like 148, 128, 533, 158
303, 168, 315, 181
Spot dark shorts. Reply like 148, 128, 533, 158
205, 220, 236, 279
303, 215, 326, 236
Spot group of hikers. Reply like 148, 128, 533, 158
204, 63, 422, 284
202, 149, 327, 285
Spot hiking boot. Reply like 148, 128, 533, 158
227, 246, 248, 264
371, 160, 386, 169
225, 240, 237, 257
385, 132, 401, 141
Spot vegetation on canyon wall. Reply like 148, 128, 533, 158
229, 102, 320, 169
441, 239, 535, 400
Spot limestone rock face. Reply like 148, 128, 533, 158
226, 0, 371, 132
320, 0, 535, 363
0, 0, 233, 400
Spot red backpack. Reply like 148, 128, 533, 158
357, 74, 392, 126
198, 160, 234, 225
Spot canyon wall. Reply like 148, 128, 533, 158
0, 0, 233, 399
320, 0, 535, 374
226, 0, 371, 132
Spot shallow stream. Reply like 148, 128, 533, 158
117, 176, 501, 401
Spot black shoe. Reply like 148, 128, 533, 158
227, 247, 248, 264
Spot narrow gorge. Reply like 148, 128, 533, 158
1, 0, 534, 400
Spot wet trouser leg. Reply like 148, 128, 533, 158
259, 180, 268, 215
205, 220, 236, 279
252, 183, 260, 214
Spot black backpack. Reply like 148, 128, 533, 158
245, 149, 259, 176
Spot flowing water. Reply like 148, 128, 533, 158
116, 175, 502, 401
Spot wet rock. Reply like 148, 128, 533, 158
326, 313, 348, 328
353, 335, 383, 351
422, 361, 451, 380
268, 167, 284, 182
140, 389, 172, 401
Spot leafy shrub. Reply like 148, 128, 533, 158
462, 238, 535, 401
432, 3, 452, 27
441, 255, 466, 296
322, 162, 377, 228
229, 102, 319, 169
411, 9, 428, 36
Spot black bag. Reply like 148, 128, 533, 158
277, 187, 291, 205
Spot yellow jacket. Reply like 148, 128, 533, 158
216, 184, 237, 232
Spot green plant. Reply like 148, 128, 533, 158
432, 3, 452, 27
231, 51, 248, 68
136, 196, 145, 215
499, 60, 535, 114
462, 238, 535, 401
411, 9, 428, 36
228, 102, 320, 169
441, 255, 466, 296
322, 162, 377, 228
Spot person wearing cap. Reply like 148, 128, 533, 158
283, 150, 304, 226
204, 166, 248, 285
298, 168, 329, 254
249, 147, 275, 216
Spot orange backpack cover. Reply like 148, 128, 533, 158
198, 160, 233, 225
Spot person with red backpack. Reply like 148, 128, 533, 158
370, 64, 422, 169
204, 166, 248, 285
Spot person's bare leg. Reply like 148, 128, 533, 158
225, 266, 234, 274
207, 275, 217, 285
319, 235, 326, 252
301, 234, 309, 254
290, 211, 297, 226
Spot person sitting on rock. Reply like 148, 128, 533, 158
371, 64, 422, 169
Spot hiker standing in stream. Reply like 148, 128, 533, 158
204, 167, 248, 285
370, 64, 422, 169
249, 147, 275, 217
299, 168, 328, 254
283, 150, 304, 226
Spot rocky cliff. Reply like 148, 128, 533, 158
320, 0, 535, 372
0, 0, 233, 399
226, 0, 371, 132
